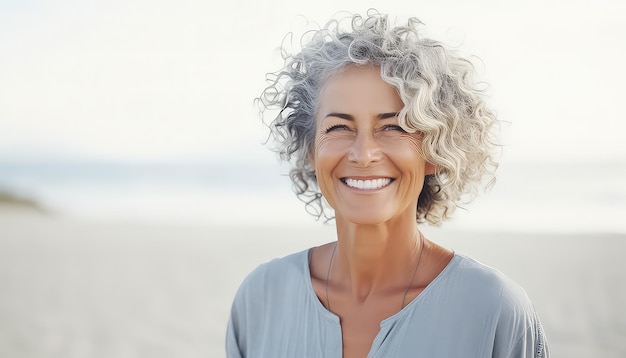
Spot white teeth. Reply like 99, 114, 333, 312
345, 178, 391, 190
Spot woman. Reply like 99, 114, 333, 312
227, 11, 548, 358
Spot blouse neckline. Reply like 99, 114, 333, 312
302, 246, 462, 325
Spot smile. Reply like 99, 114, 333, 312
341, 177, 394, 190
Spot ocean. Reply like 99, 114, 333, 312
1, 160, 624, 233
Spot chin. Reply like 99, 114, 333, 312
337, 210, 395, 226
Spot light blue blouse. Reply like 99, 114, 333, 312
226, 249, 548, 357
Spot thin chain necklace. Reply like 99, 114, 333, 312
324, 232, 425, 312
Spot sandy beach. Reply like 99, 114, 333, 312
0, 211, 624, 357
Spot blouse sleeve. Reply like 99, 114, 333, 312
226, 307, 244, 358
504, 311, 549, 358
226, 274, 249, 358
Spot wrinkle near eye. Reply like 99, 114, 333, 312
314, 134, 336, 151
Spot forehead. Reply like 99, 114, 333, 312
317, 65, 404, 114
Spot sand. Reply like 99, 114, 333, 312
0, 211, 624, 357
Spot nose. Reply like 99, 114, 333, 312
347, 132, 382, 167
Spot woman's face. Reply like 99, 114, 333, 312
312, 65, 434, 225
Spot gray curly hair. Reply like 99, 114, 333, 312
257, 10, 499, 225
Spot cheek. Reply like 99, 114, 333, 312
312, 136, 343, 206
381, 135, 424, 163
381, 136, 428, 194
403, 135, 424, 156
313, 135, 349, 169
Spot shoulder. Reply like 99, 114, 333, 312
241, 249, 309, 286
450, 253, 537, 324
448, 253, 533, 307
449, 253, 549, 357
231, 249, 310, 307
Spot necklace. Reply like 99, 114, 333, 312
324, 232, 425, 312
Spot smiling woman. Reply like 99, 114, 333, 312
259, 14, 498, 226
227, 10, 549, 358
313, 65, 435, 226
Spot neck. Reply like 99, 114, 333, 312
332, 213, 425, 302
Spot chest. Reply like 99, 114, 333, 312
326, 292, 425, 358
240, 292, 498, 358
338, 310, 386, 358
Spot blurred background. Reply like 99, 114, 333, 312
1, 0, 625, 357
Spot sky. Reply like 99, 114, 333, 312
1, 0, 625, 164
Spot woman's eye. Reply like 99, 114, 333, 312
382, 125, 407, 133
324, 124, 350, 133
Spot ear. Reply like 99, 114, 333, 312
424, 162, 437, 176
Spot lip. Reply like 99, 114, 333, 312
341, 176, 392, 180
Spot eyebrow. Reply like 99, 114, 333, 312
324, 112, 400, 120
